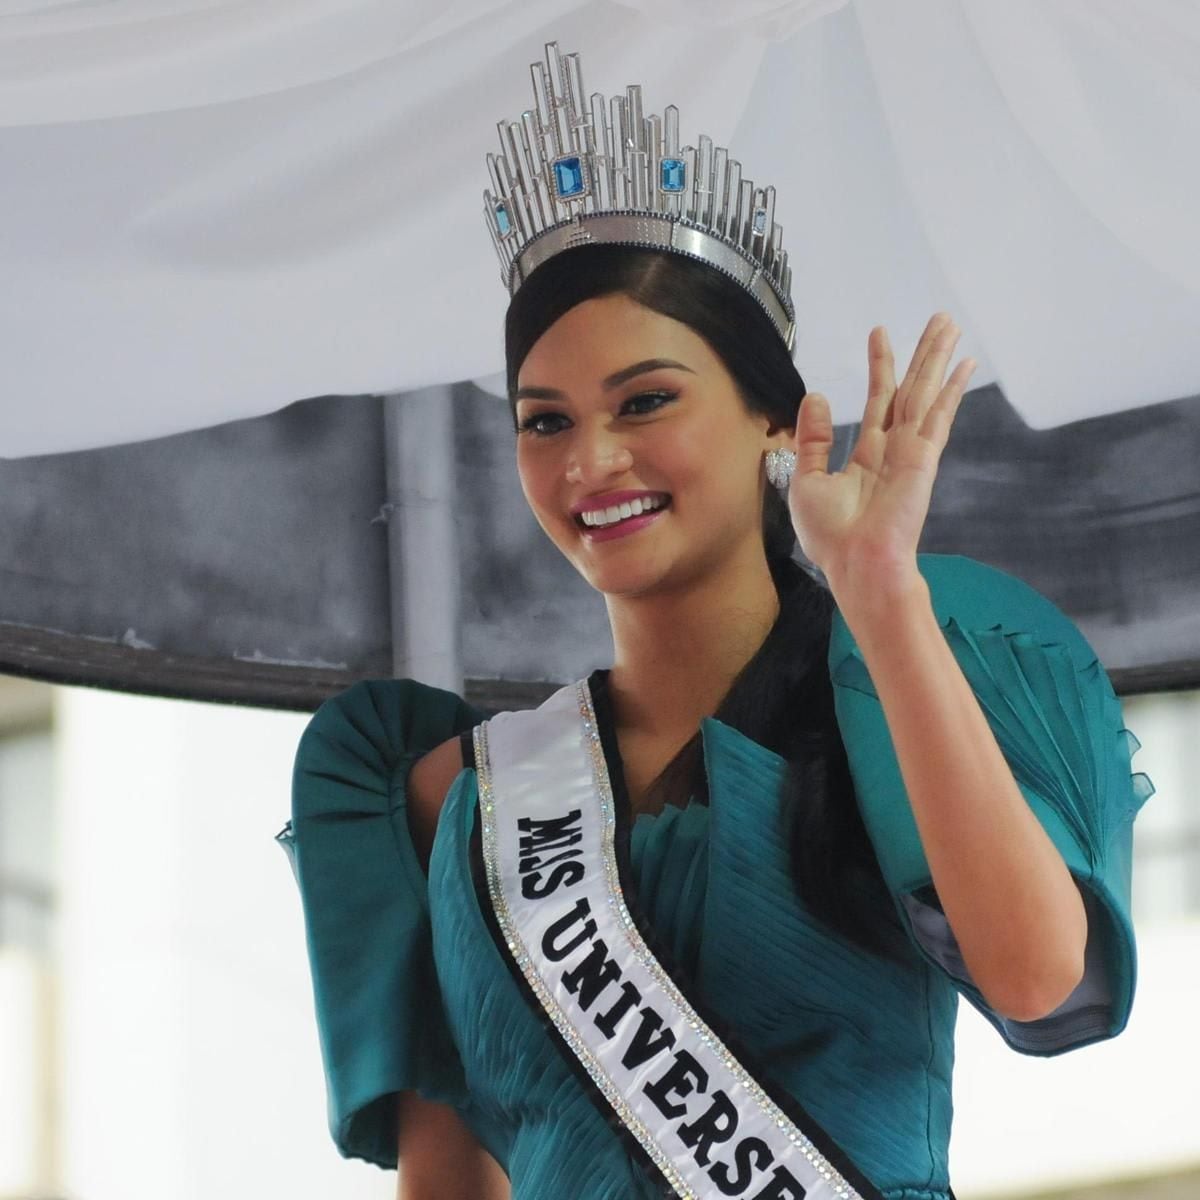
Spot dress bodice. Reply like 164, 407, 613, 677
430, 700, 954, 1199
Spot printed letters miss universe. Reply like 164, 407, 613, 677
517, 808, 813, 1200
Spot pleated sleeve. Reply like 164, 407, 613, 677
828, 553, 1155, 1055
275, 677, 485, 1167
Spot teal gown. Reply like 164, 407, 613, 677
277, 554, 1154, 1199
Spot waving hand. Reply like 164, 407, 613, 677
786, 312, 977, 592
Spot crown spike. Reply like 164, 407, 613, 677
502, 132, 533, 242
610, 95, 629, 208
486, 153, 505, 201
711, 146, 728, 233
646, 114, 662, 213
531, 61, 554, 142
564, 52, 586, 125
521, 109, 544, 173
519, 187, 539, 240
696, 135, 713, 227
569, 118, 588, 158
627, 85, 645, 152
725, 160, 742, 239
649, 114, 662, 158
760, 186, 777, 258
519, 111, 549, 231
682, 146, 698, 221
603, 93, 619, 163
484, 191, 512, 270
543, 42, 559, 77
544, 44, 571, 156
767, 220, 783, 273
737, 179, 754, 249
585, 126, 602, 214
590, 93, 612, 209
500, 161, 529, 242
499, 121, 525, 192
748, 186, 765, 249
541, 170, 565, 226
545, 41, 562, 81
626, 86, 646, 208
664, 105, 680, 157
484, 206, 506, 284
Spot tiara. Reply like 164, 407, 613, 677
483, 42, 797, 350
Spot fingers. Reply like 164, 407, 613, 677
846, 314, 976, 474
909, 320, 962, 426
845, 327, 895, 475
862, 326, 896, 434
795, 391, 834, 475
895, 312, 954, 426
919, 355, 978, 451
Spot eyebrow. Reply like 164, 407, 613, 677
514, 358, 696, 402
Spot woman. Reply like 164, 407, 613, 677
278, 43, 1152, 1200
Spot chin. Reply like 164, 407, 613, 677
580, 557, 679, 600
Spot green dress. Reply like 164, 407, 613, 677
278, 554, 1153, 1199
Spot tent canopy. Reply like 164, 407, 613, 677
4, 0, 1198, 457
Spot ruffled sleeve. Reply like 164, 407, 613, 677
828, 553, 1155, 1056
275, 677, 485, 1167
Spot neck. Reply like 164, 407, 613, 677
603, 540, 781, 741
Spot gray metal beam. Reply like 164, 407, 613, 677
383, 388, 463, 692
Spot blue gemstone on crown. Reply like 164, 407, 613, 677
660, 158, 686, 193
553, 155, 586, 198
495, 203, 512, 236
752, 208, 767, 235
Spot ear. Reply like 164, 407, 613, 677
763, 417, 798, 445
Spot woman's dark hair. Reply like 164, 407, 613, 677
505, 244, 903, 957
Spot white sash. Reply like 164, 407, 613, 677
474, 676, 881, 1200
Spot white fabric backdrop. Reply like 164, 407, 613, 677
2, 0, 1198, 458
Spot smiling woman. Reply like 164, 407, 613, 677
281, 40, 1153, 1200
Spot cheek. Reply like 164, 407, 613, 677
659, 422, 737, 502
515, 446, 563, 528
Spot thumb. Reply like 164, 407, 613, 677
795, 392, 833, 475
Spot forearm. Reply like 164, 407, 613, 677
396, 1091, 510, 1200
829, 566, 1087, 1021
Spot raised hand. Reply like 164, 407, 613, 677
784, 312, 976, 596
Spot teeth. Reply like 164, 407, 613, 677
581, 495, 667, 527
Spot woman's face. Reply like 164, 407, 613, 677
514, 292, 782, 599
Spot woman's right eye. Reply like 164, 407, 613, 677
518, 411, 567, 436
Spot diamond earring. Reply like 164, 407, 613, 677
764, 447, 797, 492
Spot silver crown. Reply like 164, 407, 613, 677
484, 42, 796, 350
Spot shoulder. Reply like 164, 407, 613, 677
407, 733, 467, 870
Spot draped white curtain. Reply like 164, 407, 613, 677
3, 0, 1198, 457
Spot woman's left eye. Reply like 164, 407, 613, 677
624, 390, 677, 415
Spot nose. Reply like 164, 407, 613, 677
564, 425, 634, 485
